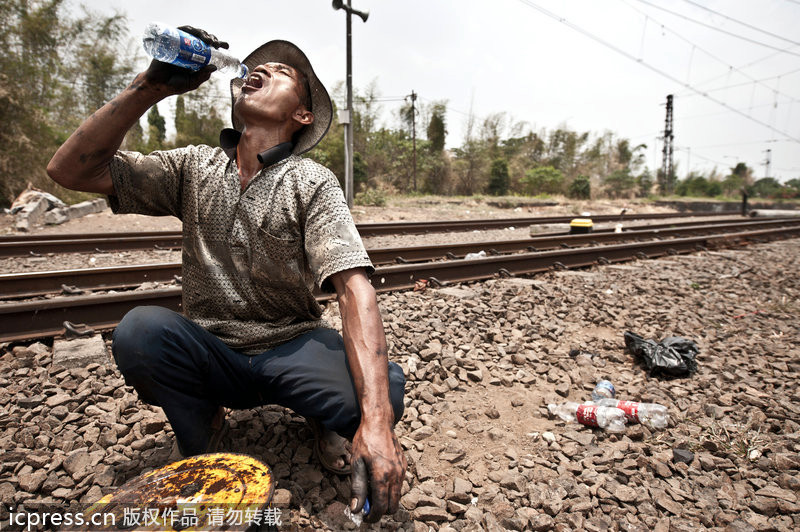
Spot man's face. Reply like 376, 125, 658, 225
234, 62, 312, 129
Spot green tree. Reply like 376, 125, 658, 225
636, 169, 654, 197
604, 169, 636, 198
521, 166, 564, 195
750, 177, 782, 198
426, 102, 447, 153
568, 175, 591, 199
487, 158, 509, 196
172, 82, 226, 148
147, 105, 166, 152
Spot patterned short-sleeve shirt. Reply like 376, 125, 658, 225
108, 141, 373, 354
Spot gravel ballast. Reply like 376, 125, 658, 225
1, 238, 798, 530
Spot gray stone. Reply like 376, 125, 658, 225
62, 450, 91, 479
412, 506, 451, 522
18, 471, 47, 493
17, 395, 45, 408
52, 336, 109, 369
272, 488, 292, 508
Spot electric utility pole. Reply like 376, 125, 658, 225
332, 0, 369, 208
763, 148, 772, 179
407, 90, 417, 191
661, 94, 674, 194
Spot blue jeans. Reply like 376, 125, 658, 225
111, 306, 406, 456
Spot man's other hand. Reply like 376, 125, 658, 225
349, 423, 406, 523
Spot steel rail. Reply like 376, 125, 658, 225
371, 218, 800, 263
0, 212, 737, 257
2, 218, 798, 299
1, 225, 797, 343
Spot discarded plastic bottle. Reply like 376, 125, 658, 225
142, 22, 248, 78
344, 498, 370, 526
595, 399, 670, 429
591, 380, 616, 401
548, 402, 627, 432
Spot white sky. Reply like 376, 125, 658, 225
79, 0, 800, 182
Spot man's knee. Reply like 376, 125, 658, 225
112, 306, 182, 375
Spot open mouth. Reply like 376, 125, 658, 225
243, 74, 264, 91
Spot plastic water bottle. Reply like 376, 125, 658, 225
591, 380, 616, 401
595, 399, 670, 429
548, 402, 627, 432
142, 22, 248, 78
343, 498, 370, 526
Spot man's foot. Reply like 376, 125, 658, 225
168, 407, 229, 461
309, 419, 351, 475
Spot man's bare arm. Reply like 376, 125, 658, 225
47, 60, 214, 194
331, 268, 406, 523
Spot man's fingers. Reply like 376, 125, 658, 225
177, 25, 229, 49
349, 457, 368, 513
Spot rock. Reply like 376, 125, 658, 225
412, 506, 451, 522
62, 450, 91, 479
17, 395, 45, 408
672, 448, 694, 465
654, 494, 683, 516
18, 470, 47, 493
500, 472, 526, 492
754, 485, 797, 503
52, 336, 109, 369
410, 426, 435, 441
272, 488, 292, 508
614, 485, 638, 503
295, 466, 324, 491
528, 512, 554, 531
46, 394, 72, 407
562, 430, 595, 446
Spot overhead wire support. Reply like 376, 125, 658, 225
635, 0, 800, 57
620, 0, 800, 105
514, 0, 800, 144
679, 0, 800, 47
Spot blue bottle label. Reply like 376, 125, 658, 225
173, 30, 211, 70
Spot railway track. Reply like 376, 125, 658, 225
2, 218, 798, 300
2, 221, 799, 342
0, 211, 735, 257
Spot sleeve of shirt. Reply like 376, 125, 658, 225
106, 147, 193, 219
303, 167, 374, 293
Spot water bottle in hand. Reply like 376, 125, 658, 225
595, 399, 670, 429
548, 402, 627, 432
142, 22, 248, 78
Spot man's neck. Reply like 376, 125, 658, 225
236, 126, 292, 184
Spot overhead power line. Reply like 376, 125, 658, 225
620, 0, 800, 105
514, 0, 800, 144
675, 67, 800, 98
635, 0, 800, 57
679, 0, 800, 47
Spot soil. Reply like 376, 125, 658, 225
1, 196, 798, 531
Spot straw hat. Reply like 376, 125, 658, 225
230, 40, 332, 154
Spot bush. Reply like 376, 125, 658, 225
521, 166, 564, 195
354, 188, 387, 207
487, 158, 510, 196
568, 175, 591, 199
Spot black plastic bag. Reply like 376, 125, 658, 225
624, 331, 698, 377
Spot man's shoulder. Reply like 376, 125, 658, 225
287, 156, 340, 187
